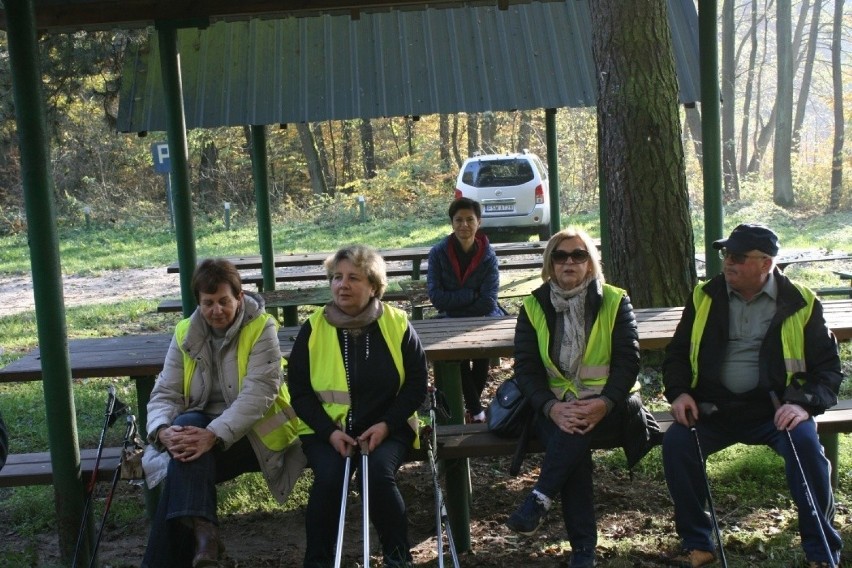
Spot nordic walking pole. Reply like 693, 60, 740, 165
769, 392, 836, 568
428, 388, 460, 568
360, 439, 371, 568
88, 415, 138, 568
687, 409, 728, 568
334, 446, 353, 568
72, 385, 119, 568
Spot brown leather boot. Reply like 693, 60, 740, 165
192, 517, 222, 568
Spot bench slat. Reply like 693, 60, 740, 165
0, 447, 122, 488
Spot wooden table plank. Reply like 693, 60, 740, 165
3, 299, 850, 383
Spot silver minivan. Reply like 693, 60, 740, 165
454, 152, 551, 241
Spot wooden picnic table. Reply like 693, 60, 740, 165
2, 299, 851, 551
166, 241, 548, 278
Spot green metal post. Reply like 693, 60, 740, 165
6, 1, 90, 563
545, 108, 560, 237
157, 24, 197, 316
433, 361, 471, 552
597, 122, 611, 269
699, 0, 723, 278
251, 125, 277, 294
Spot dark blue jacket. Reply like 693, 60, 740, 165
427, 232, 503, 317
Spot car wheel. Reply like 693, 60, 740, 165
537, 226, 551, 241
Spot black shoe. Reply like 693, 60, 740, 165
506, 492, 549, 536
569, 547, 596, 567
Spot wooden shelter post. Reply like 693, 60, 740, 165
699, 0, 723, 277
156, 22, 197, 315
5, 0, 92, 563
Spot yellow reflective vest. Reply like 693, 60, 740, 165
523, 284, 639, 400
688, 280, 815, 388
299, 304, 420, 447
175, 313, 300, 452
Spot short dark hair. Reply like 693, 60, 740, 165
448, 197, 481, 220
191, 258, 242, 303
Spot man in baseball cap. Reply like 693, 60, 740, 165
661, 223, 842, 567
712, 223, 780, 257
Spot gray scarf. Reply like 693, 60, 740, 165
549, 279, 591, 396
323, 297, 383, 334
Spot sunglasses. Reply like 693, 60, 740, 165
718, 248, 769, 264
551, 249, 590, 264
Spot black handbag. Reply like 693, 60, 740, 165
487, 378, 533, 438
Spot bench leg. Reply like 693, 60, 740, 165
135, 375, 161, 519
819, 432, 839, 490
433, 361, 472, 553
283, 306, 299, 326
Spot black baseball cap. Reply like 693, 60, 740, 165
712, 223, 779, 257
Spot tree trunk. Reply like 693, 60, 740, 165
517, 111, 532, 153
467, 114, 479, 157
199, 138, 219, 208
792, 0, 821, 152
311, 122, 334, 194
738, 0, 761, 176
684, 106, 703, 167
773, 0, 795, 207
452, 115, 463, 167
481, 112, 497, 154
297, 123, 329, 195
406, 117, 415, 156
342, 120, 353, 184
721, 0, 740, 200
360, 118, 377, 179
828, 0, 844, 211
439, 114, 451, 172
589, 0, 695, 308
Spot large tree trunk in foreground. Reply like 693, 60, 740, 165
590, 0, 695, 308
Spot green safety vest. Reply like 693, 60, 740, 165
688, 280, 815, 388
299, 304, 420, 447
175, 313, 300, 452
524, 284, 639, 400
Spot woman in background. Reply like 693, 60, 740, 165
427, 197, 503, 423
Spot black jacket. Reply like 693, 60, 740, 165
513, 280, 640, 414
289, 314, 428, 445
663, 269, 841, 418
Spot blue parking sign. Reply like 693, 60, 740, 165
152, 142, 171, 174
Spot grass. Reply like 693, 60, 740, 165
0, 204, 850, 565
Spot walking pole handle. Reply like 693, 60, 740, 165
769, 391, 782, 411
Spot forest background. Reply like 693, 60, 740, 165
0, 0, 849, 238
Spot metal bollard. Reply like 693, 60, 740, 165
357, 195, 366, 222
84, 206, 91, 230
224, 202, 231, 230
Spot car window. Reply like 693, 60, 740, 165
470, 159, 534, 187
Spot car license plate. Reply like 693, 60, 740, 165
485, 204, 514, 213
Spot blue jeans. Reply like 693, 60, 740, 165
662, 415, 841, 564
141, 411, 260, 568
301, 435, 411, 568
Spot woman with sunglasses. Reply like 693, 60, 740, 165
504, 227, 660, 568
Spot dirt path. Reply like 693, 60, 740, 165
0, 268, 181, 318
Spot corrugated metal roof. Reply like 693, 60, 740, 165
117, 0, 700, 133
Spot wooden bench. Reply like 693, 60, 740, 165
430, 401, 852, 480
0, 446, 122, 488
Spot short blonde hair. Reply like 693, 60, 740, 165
540, 227, 604, 284
324, 245, 388, 299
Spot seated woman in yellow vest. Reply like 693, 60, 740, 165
141, 258, 305, 568
504, 228, 660, 568
289, 245, 428, 568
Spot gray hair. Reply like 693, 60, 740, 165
324, 244, 388, 299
